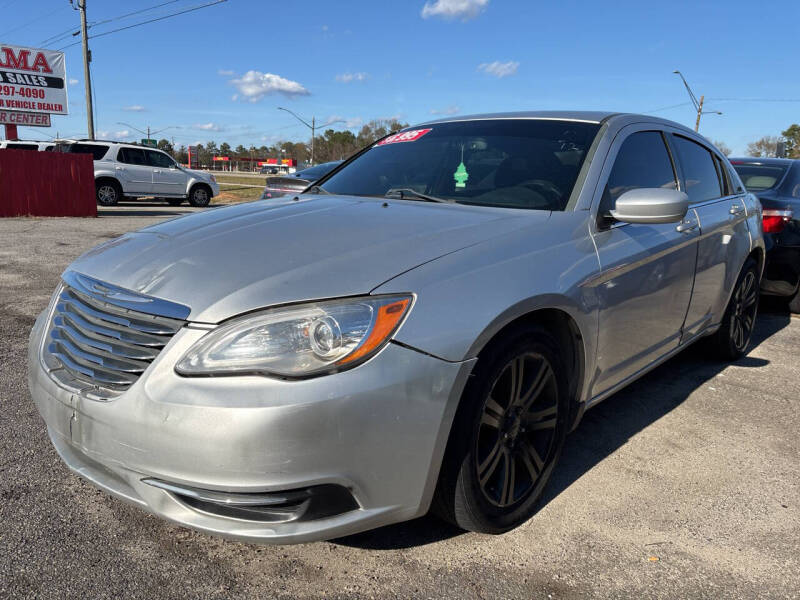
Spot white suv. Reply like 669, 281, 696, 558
61, 141, 220, 207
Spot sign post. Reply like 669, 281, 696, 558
0, 43, 68, 140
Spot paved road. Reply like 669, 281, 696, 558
1, 208, 798, 599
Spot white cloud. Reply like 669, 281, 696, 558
194, 122, 222, 131
122, 105, 146, 112
325, 115, 364, 129
68, 78, 78, 85
97, 129, 131, 140
430, 105, 460, 116
321, 24, 329, 31
335, 72, 369, 83
477, 60, 519, 78
217, 69, 234, 76
421, 0, 488, 21
229, 70, 310, 102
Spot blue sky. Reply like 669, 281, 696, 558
4, 0, 800, 153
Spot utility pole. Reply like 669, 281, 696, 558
78, 0, 95, 140
673, 70, 721, 133
277, 107, 345, 166
694, 95, 704, 132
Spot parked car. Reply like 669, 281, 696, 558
730, 157, 800, 312
29, 112, 763, 544
60, 140, 220, 207
260, 160, 342, 199
0, 139, 43, 150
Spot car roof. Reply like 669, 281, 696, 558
729, 157, 797, 166
417, 110, 697, 133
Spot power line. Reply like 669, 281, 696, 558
0, 5, 69, 38
58, 0, 227, 50
39, 0, 183, 47
88, 0, 183, 29
708, 97, 800, 103
643, 102, 693, 114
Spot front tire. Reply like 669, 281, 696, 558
188, 184, 211, 207
433, 325, 569, 534
95, 180, 121, 206
710, 257, 760, 360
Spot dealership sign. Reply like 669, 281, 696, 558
0, 109, 50, 126
0, 44, 68, 115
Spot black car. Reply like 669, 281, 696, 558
731, 157, 800, 312
260, 160, 343, 200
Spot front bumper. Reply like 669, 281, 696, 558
28, 309, 474, 544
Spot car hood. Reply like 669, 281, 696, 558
68, 195, 547, 322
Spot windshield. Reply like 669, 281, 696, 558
318, 119, 601, 210
731, 163, 789, 191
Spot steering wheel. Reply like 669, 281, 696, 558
521, 179, 563, 204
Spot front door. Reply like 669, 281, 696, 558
590, 128, 699, 396
146, 149, 187, 196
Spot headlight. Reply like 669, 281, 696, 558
175, 295, 413, 378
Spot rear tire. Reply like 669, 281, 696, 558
188, 185, 211, 207
432, 324, 569, 534
96, 180, 121, 206
788, 287, 800, 314
710, 257, 760, 360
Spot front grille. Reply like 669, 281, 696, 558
43, 271, 189, 400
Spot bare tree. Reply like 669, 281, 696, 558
713, 140, 732, 156
747, 136, 780, 158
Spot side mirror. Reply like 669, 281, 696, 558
610, 188, 689, 224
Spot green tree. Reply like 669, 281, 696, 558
781, 124, 800, 158
157, 138, 174, 156
219, 142, 232, 156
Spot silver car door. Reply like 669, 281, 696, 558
147, 149, 187, 196
115, 147, 154, 195
589, 126, 700, 396
667, 132, 752, 338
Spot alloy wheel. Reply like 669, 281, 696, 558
731, 270, 758, 351
475, 352, 559, 508
98, 185, 116, 204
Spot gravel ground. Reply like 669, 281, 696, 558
1, 205, 798, 599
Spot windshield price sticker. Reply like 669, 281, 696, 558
376, 128, 432, 146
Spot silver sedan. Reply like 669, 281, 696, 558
29, 111, 764, 543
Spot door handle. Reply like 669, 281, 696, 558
153, 169, 161, 173
115, 166, 123, 170
676, 221, 698, 233
729, 204, 745, 216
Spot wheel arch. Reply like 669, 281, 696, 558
465, 302, 590, 432
95, 175, 121, 188
189, 181, 212, 196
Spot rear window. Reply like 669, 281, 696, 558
68, 143, 110, 160
672, 136, 723, 203
731, 163, 790, 192
4, 143, 38, 150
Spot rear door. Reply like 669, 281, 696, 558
590, 126, 700, 395
115, 147, 153, 195
146, 149, 186, 196
669, 133, 751, 337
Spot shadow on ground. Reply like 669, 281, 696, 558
98, 202, 223, 218
335, 303, 793, 550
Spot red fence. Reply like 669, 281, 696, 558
0, 149, 95, 217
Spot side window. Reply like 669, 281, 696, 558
600, 131, 677, 214
672, 136, 723, 203
712, 154, 732, 195
118, 147, 147, 165
145, 150, 174, 168
70, 143, 109, 160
